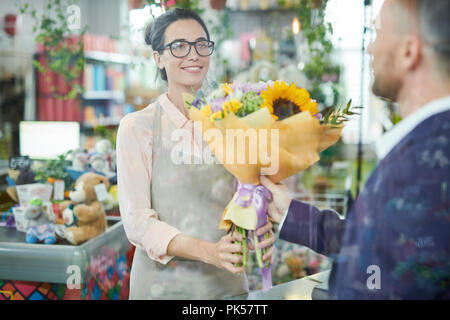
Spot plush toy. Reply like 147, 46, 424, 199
57, 172, 109, 245
93, 139, 116, 173
24, 197, 56, 244
68, 148, 90, 172
285, 255, 306, 279
89, 153, 109, 175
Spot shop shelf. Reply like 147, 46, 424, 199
84, 51, 131, 65
82, 117, 122, 128
82, 90, 125, 101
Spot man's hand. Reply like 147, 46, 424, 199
260, 176, 293, 224
248, 221, 275, 264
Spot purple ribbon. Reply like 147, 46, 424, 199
236, 182, 272, 229
235, 181, 273, 292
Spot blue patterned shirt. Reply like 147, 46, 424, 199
280, 98, 450, 299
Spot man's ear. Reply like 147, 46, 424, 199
153, 50, 164, 70
401, 35, 422, 72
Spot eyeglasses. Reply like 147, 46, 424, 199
161, 39, 215, 58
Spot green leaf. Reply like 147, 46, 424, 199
67, 88, 77, 100
49, 59, 62, 71
35, 33, 46, 43
33, 60, 45, 73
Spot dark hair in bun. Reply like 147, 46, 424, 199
145, 8, 210, 81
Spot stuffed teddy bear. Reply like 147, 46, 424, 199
57, 172, 109, 245
24, 197, 56, 244
285, 255, 306, 279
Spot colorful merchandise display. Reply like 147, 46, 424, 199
0, 139, 130, 300
0, 248, 132, 300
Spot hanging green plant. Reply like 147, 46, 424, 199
209, 7, 233, 82
289, 0, 342, 108
19, 0, 87, 100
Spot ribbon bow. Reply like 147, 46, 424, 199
235, 181, 273, 292
235, 182, 272, 229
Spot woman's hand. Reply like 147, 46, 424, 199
207, 231, 247, 274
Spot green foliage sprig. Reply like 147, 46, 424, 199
290, 0, 342, 107
321, 99, 362, 127
209, 8, 233, 82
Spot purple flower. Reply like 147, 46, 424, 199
314, 113, 323, 121
231, 82, 269, 95
191, 97, 203, 109
210, 96, 228, 112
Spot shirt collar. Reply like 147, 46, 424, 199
158, 93, 191, 129
375, 95, 450, 160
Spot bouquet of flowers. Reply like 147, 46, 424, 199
184, 80, 356, 291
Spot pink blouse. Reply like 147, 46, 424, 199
116, 93, 199, 264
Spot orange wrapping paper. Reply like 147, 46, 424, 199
185, 95, 343, 230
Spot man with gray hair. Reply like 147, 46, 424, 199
258, 0, 449, 299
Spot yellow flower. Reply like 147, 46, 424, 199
209, 99, 243, 120
200, 104, 212, 117
211, 111, 223, 121
260, 81, 318, 120
222, 83, 233, 96
301, 100, 319, 117
223, 99, 242, 115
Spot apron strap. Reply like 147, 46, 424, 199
152, 101, 162, 150
151, 101, 163, 209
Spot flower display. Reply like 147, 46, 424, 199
195, 81, 320, 122
184, 80, 355, 291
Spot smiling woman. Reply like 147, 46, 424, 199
146, 11, 214, 115
116, 8, 274, 300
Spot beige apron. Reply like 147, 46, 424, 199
129, 102, 248, 299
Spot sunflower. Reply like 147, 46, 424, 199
260, 81, 319, 120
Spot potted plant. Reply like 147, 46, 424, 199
34, 151, 75, 197
129, 0, 143, 9
20, 0, 87, 100
210, 0, 226, 10
143, 0, 203, 15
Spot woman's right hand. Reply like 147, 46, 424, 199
207, 231, 246, 274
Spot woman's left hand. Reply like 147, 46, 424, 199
248, 221, 276, 264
